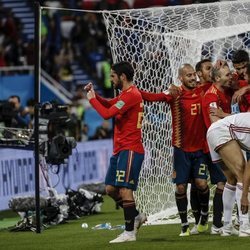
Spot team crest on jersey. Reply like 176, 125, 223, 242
115, 100, 125, 109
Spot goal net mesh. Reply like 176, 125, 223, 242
102, 0, 250, 224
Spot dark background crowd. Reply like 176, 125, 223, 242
0, 0, 220, 142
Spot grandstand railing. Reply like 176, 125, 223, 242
0, 66, 73, 102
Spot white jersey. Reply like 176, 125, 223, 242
207, 112, 250, 162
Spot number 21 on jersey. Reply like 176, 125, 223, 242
191, 103, 201, 115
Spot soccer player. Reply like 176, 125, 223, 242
202, 60, 240, 236
207, 112, 250, 237
194, 59, 226, 235
140, 64, 210, 236
84, 61, 146, 243
231, 50, 250, 113
231, 49, 249, 81
196, 59, 213, 86
232, 62, 250, 111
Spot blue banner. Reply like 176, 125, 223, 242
0, 139, 112, 211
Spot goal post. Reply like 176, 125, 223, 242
102, 0, 250, 223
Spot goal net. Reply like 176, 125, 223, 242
102, 0, 250, 224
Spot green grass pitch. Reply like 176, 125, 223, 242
0, 195, 249, 250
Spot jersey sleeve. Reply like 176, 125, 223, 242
139, 90, 173, 103
202, 93, 219, 128
90, 91, 140, 119
203, 92, 219, 110
95, 93, 118, 107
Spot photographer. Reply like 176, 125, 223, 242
8, 95, 31, 128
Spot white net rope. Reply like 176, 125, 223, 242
41, 1, 250, 224
102, 0, 250, 223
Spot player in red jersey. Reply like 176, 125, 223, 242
191, 59, 226, 235
202, 61, 232, 127
230, 50, 250, 112
233, 63, 250, 112
141, 64, 210, 236
85, 61, 145, 243
196, 59, 213, 86
231, 49, 249, 81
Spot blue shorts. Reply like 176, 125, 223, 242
173, 147, 208, 184
105, 150, 144, 191
205, 153, 226, 184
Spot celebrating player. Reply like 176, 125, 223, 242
140, 64, 210, 236
84, 61, 146, 243
202, 60, 240, 236
194, 59, 226, 235
231, 49, 249, 81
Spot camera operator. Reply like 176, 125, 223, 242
8, 95, 31, 128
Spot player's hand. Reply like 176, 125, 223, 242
214, 59, 227, 69
164, 84, 181, 97
241, 196, 249, 214
84, 82, 94, 92
209, 107, 224, 118
86, 89, 96, 100
232, 86, 250, 103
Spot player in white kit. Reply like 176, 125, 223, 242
207, 112, 250, 237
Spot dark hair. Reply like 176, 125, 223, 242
111, 61, 134, 81
232, 50, 249, 64
9, 95, 20, 103
195, 59, 211, 72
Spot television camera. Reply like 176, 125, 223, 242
0, 101, 76, 165
39, 102, 77, 165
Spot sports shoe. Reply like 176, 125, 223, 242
109, 231, 136, 243
221, 224, 239, 236
233, 217, 240, 231
210, 225, 223, 235
179, 227, 190, 236
134, 213, 147, 234
197, 222, 208, 233
190, 224, 199, 235
239, 225, 250, 237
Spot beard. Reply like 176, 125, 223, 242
113, 78, 123, 90
183, 81, 196, 90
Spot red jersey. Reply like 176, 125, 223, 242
202, 84, 232, 153
238, 80, 248, 88
90, 85, 144, 155
140, 84, 208, 152
202, 84, 232, 129
237, 80, 250, 112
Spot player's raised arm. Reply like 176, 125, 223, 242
232, 85, 250, 103
139, 84, 180, 103
86, 61, 145, 243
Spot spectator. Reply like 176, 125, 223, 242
91, 120, 112, 140
8, 95, 30, 128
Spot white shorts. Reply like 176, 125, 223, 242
207, 113, 250, 163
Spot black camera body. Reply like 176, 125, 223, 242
39, 103, 77, 165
